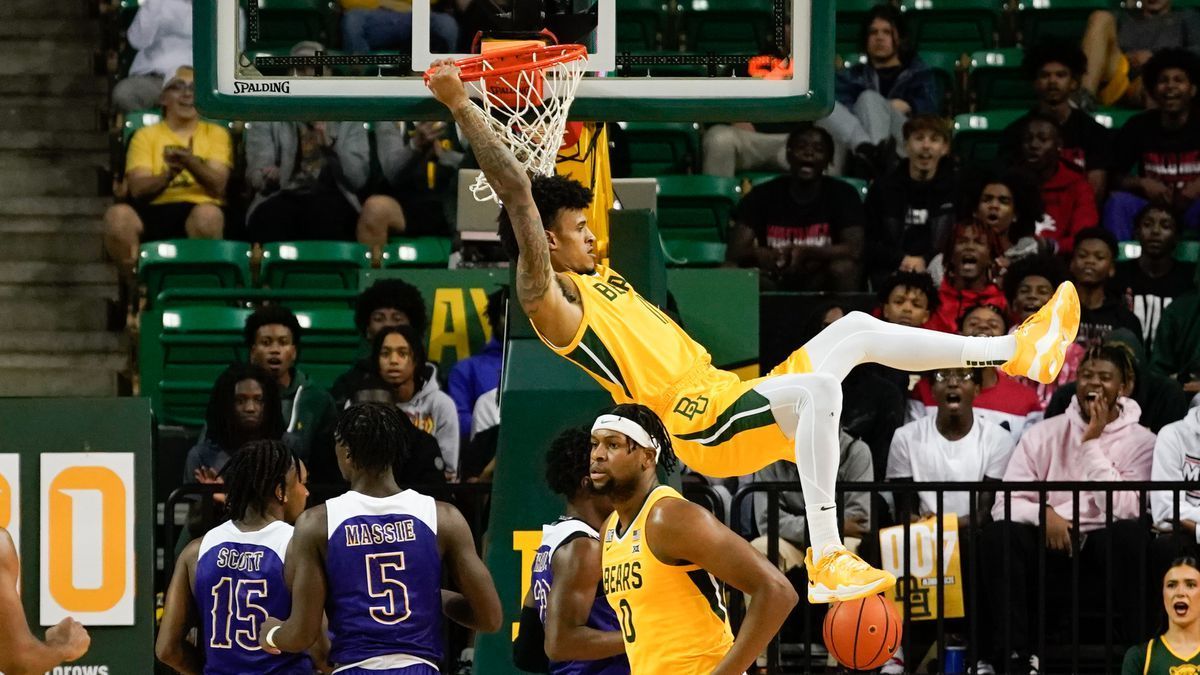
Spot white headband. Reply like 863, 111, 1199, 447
591, 414, 660, 462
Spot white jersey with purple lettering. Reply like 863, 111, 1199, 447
194, 520, 312, 674
325, 490, 443, 671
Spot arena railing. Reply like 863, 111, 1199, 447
732, 481, 1199, 675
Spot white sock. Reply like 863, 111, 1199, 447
807, 503, 841, 561
960, 334, 1017, 368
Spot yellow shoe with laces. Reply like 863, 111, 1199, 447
1001, 281, 1080, 385
804, 546, 896, 603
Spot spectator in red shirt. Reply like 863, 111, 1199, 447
911, 303, 1044, 444
1014, 114, 1099, 255
926, 221, 1008, 333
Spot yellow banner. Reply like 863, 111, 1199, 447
878, 513, 964, 621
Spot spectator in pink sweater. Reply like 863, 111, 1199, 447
976, 342, 1155, 673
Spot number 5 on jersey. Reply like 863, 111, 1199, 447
366, 552, 411, 624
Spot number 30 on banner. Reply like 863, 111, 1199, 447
40, 453, 135, 626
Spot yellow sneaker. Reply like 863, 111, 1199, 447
804, 546, 896, 603
1001, 281, 1080, 385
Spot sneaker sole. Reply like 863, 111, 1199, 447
807, 575, 895, 603
1017, 283, 1079, 383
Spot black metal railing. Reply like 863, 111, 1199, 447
732, 480, 1200, 675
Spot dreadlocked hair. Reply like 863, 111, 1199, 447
335, 403, 410, 475
204, 364, 285, 451
605, 403, 678, 474
220, 439, 297, 522
545, 427, 592, 499
1081, 342, 1137, 385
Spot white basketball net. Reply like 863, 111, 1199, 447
462, 47, 588, 203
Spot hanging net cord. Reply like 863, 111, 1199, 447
460, 48, 587, 203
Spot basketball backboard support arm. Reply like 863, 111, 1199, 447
193, 0, 833, 123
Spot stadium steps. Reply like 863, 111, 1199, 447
0, 5, 120, 397
0, 0, 87, 19
2, 97, 105, 133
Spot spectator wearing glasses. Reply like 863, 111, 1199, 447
884, 366, 1013, 675
112, 0, 194, 112
103, 66, 230, 284
910, 303, 1043, 445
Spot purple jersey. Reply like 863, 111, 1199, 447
532, 517, 630, 675
325, 490, 443, 670
194, 520, 312, 675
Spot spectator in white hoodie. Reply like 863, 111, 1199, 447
1151, 406, 1200, 581
113, 0, 194, 112
977, 342, 1156, 673
372, 324, 459, 482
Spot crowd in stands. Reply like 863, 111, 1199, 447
103, 0, 1200, 673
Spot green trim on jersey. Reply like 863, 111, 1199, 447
1123, 637, 1200, 675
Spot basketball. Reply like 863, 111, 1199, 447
822, 594, 902, 671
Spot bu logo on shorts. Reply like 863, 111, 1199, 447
673, 396, 709, 420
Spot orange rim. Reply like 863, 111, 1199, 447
423, 43, 588, 83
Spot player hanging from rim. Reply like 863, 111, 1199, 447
257, 403, 503, 674
591, 404, 797, 675
513, 427, 630, 674
156, 439, 318, 674
0, 528, 91, 673
426, 59, 1081, 603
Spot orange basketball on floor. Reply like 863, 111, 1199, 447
822, 594, 902, 671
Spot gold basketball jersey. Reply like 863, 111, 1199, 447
601, 486, 734, 674
531, 264, 714, 409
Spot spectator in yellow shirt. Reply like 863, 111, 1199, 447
103, 66, 232, 278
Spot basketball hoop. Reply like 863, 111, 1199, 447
425, 42, 588, 203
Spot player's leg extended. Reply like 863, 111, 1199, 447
792, 282, 1079, 384
753, 373, 896, 603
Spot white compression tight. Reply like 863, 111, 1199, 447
757, 312, 1017, 560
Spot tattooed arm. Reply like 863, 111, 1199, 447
426, 60, 583, 346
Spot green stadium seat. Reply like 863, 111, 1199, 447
137, 240, 252, 308
290, 307, 360, 388
835, 0, 881, 56
1016, 0, 1112, 46
123, 109, 162, 146
834, 176, 870, 201
1092, 107, 1139, 130
617, 0, 668, 50
621, 122, 701, 177
1179, 241, 1200, 263
1116, 241, 1200, 263
900, 0, 999, 55
116, 0, 142, 28
154, 306, 253, 426
383, 237, 452, 268
953, 110, 1026, 165
919, 50, 961, 113
243, 0, 335, 50
970, 49, 1035, 111
679, 0, 773, 55
259, 241, 372, 291
661, 239, 728, 267
655, 175, 742, 242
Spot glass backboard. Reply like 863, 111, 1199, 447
194, 0, 832, 122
